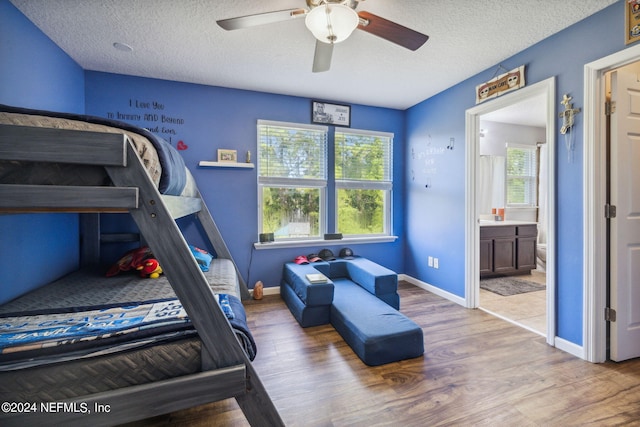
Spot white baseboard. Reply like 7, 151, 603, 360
250, 285, 280, 298
256, 275, 466, 304
262, 286, 280, 296
554, 336, 585, 360
399, 274, 466, 307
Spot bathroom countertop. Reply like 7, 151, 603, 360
479, 220, 538, 226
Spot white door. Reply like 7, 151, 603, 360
610, 62, 640, 361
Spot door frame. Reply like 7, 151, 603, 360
464, 77, 556, 346
583, 43, 640, 363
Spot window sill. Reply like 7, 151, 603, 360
253, 235, 397, 250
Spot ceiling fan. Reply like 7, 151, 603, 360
217, 0, 429, 73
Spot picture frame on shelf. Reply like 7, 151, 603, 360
311, 101, 351, 127
217, 149, 237, 163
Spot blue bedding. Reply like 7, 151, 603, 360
0, 293, 255, 366
0, 104, 187, 195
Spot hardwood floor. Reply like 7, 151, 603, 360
125, 282, 640, 426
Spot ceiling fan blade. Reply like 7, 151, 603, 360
217, 8, 307, 31
357, 11, 428, 51
312, 41, 333, 73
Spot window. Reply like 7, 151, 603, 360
335, 129, 393, 236
257, 120, 393, 241
506, 144, 538, 206
257, 120, 327, 240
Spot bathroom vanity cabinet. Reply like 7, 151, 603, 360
480, 222, 537, 278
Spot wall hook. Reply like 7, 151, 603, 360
490, 64, 510, 80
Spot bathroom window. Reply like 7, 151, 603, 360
506, 144, 538, 207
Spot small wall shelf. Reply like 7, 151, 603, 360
198, 161, 254, 169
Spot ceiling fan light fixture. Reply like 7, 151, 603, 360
305, 3, 358, 44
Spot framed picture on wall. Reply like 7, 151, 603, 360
311, 101, 351, 127
217, 149, 237, 163
626, 0, 640, 45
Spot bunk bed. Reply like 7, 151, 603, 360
0, 105, 284, 426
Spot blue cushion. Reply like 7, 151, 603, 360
331, 279, 424, 366
376, 292, 400, 310
280, 281, 331, 327
326, 260, 349, 278
282, 262, 334, 306
345, 257, 398, 297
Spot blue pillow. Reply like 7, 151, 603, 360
189, 245, 213, 272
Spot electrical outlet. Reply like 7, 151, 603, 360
428, 256, 433, 267
433, 258, 439, 269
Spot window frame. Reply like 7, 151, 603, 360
505, 143, 538, 208
334, 128, 394, 237
256, 120, 394, 244
257, 120, 328, 241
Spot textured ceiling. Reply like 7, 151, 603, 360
11, 0, 617, 110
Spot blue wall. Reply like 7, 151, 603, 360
0, 0, 85, 304
405, 1, 625, 345
84, 72, 406, 289
0, 1, 84, 112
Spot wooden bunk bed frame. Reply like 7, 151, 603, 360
0, 124, 284, 426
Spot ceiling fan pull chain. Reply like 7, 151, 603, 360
324, 4, 337, 43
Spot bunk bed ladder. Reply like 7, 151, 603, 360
105, 141, 284, 426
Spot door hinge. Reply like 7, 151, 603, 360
605, 307, 617, 322
605, 204, 617, 219
605, 101, 616, 115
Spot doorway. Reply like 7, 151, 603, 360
477, 96, 549, 336
465, 78, 556, 346
584, 43, 640, 363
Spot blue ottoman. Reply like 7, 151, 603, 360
330, 278, 424, 366
281, 262, 334, 327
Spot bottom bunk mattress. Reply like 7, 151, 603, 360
0, 259, 255, 402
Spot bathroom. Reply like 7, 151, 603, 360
477, 103, 548, 334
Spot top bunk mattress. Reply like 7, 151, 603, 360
0, 104, 195, 197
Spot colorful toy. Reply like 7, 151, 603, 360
106, 246, 154, 277
136, 258, 163, 279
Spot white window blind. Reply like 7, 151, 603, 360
257, 120, 328, 240
335, 128, 393, 189
258, 120, 327, 182
506, 144, 538, 206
